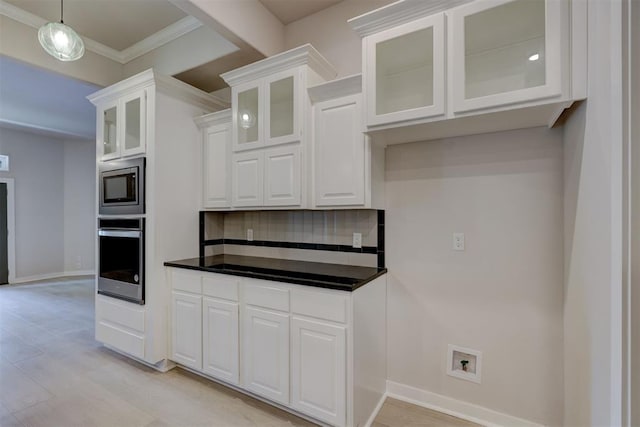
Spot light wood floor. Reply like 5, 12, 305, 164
0, 278, 479, 427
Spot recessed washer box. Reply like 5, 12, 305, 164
0, 155, 9, 171
447, 344, 482, 384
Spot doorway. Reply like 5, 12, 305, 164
0, 183, 6, 284
0, 178, 15, 284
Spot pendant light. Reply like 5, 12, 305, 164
38, 0, 84, 61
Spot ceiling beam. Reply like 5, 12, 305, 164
169, 0, 285, 60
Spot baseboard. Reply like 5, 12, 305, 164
11, 270, 95, 284
386, 381, 545, 427
364, 392, 388, 427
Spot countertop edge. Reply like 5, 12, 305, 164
164, 260, 387, 292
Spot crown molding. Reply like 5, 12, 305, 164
0, 1, 202, 64
88, 69, 230, 112
194, 108, 232, 129
308, 74, 362, 103
220, 44, 337, 87
348, 0, 473, 37
120, 16, 202, 63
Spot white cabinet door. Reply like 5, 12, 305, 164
264, 145, 301, 207
98, 100, 119, 161
232, 81, 263, 152
119, 89, 146, 158
203, 297, 239, 385
265, 69, 301, 147
171, 291, 202, 370
203, 122, 232, 208
365, 13, 445, 126
232, 151, 264, 207
314, 94, 365, 207
291, 317, 346, 427
449, 0, 563, 113
242, 306, 290, 405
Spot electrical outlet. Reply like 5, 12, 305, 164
452, 233, 465, 251
75, 255, 82, 269
352, 232, 362, 249
247, 228, 254, 241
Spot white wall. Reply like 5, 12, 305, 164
563, 1, 624, 426
0, 127, 95, 281
284, 0, 394, 78
285, 3, 565, 425
63, 139, 96, 273
386, 127, 564, 426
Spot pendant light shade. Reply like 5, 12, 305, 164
38, 0, 84, 61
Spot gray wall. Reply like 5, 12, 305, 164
0, 126, 95, 281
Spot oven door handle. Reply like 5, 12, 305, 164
98, 230, 142, 238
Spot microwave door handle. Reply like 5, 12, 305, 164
98, 230, 142, 238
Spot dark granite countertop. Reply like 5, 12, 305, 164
164, 254, 387, 292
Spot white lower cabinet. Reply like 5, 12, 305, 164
242, 306, 290, 405
203, 297, 239, 385
171, 291, 202, 370
168, 268, 387, 427
291, 316, 346, 427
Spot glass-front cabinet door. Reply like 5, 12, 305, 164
120, 90, 146, 157
365, 13, 445, 127
98, 89, 146, 161
265, 69, 300, 146
449, 0, 562, 113
232, 82, 262, 152
100, 103, 119, 160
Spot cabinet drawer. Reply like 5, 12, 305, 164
244, 282, 289, 312
171, 268, 202, 294
96, 295, 145, 333
96, 319, 145, 359
203, 274, 239, 301
291, 289, 348, 323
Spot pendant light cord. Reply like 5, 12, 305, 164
60, 0, 64, 24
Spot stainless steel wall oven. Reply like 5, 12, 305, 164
98, 218, 145, 304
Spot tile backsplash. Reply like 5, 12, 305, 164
201, 210, 384, 268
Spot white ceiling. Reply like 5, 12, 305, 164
3, 0, 346, 53
4, 0, 188, 51
0, 56, 100, 139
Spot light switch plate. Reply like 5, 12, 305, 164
247, 228, 253, 241
352, 232, 362, 249
0, 155, 9, 171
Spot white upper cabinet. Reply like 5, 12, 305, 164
222, 44, 336, 153
449, 0, 562, 113
349, 0, 586, 144
365, 13, 445, 126
97, 89, 146, 161
195, 110, 232, 209
308, 75, 384, 209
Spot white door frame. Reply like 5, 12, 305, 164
0, 178, 16, 284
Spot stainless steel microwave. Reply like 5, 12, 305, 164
99, 157, 145, 215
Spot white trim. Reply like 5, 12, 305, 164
386, 380, 545, 427
348, 0, 473, 37
0, 1, 202, 64
364, 392, 387, 427
307, 74, 362, 103
120, 16, 202, 63
0, 178, 15, 284
11, 270, 95, 284
194, 108, 232, 129
220, 44, 337, 87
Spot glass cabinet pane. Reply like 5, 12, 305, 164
124, 98, 141, 150
376, 27, 434, 116
269, 76, 294, 138
464, 0, 546, 100
103, 106, 117, 155
237, 87, 259, 145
